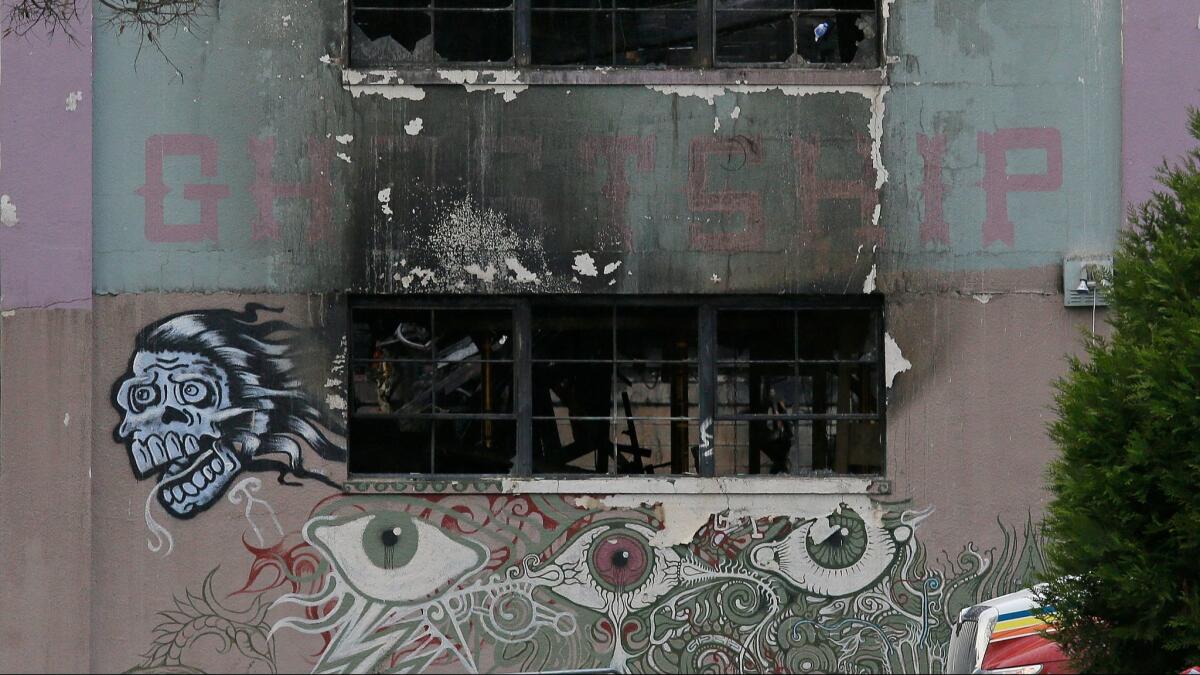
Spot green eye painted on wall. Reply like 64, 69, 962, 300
805, 505, 869, 570
362, 512, 420, 570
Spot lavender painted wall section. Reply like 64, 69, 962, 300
1123, 1, 1200, 211
0, 20, 92, 310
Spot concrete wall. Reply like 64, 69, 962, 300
1122, 1, 1200, 211
1, 0, 1137, 672
0, 8, 93, 672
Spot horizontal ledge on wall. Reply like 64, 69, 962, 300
341, 67, 887, 88
343, 475, 890, 496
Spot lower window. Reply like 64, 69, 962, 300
348, 296, 884, 477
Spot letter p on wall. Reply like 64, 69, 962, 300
977, 128, 1063, 248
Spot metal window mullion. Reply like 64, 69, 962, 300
789, 310, 802, 474
514, 301, 532, 475
515, 0, 531, 66
697, 0, 713, 67
698, 304, 716, 476
429, 309, 437, 473
877, 303, 887, 474
609, 305, 618, 475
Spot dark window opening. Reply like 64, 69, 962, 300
350, 0, 879, 68
348, 297, 884, 478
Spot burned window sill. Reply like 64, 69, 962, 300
343, 475, 891, 495
341, 67, 886, 88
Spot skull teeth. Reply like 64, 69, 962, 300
157, 447, 237, 509
132, 433, 208, 474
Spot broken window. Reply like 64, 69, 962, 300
348, 296, 883, 477
349, 0, 878, 67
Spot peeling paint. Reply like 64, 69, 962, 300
603, 261, 622, 275
336, 152, 351, 164
0, 195, 17, 226
65, 91, 83, 111
377, 187, 393, 216
335, 134, 353, 145
63, 413, 70, 427
404, 118, 423, 136
884, 332, 911, 388
863, 264, 877, 294
319, 54, 334, 64
505, 257, 539, 284
436, 69, 529, 102
325, 393, 347, 411
713, 116, 720, 133
463, 263, 498, 282
973, 293, 994, 304
731, 105, 741, 119
571, 253, 598, 277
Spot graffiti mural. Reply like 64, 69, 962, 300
112, 304, 347, 520
129, 495, 1044, 674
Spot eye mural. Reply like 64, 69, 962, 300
130, 493, 1047, 673
112, 304, 347, 519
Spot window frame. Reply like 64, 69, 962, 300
343, 0, 886, 84
346, 294, 886, 482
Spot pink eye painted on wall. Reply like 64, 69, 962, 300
590, 532, 651, 591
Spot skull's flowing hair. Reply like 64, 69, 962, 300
121, 303, 346, 487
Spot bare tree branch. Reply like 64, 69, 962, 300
3, 0, 216, 45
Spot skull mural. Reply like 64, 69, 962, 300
112, 304, 346, 519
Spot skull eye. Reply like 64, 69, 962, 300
176, 380, 217, 407
128, 384, 161, 414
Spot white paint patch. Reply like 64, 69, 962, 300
603, 261, 622, 275
439, 69, 529, 102
505, 258, 540, 283
731, 105, 741, 119
0, 195, 17, 226
377, 187, 393, 216
884, 332, 911, 388
972, 293, 993, 304
872, 203, 882, 227
326, 394, 347, 411
63, 413, 70, 426
713, 116, 721, 133
336, 152, 352, 164
0, 311, 13, 318
863, 264, 877, 294
711, 273, 721, 283
463, 263, 498, 282
65, 91, 83, 111
404, 118, 424, 136
348, 84, 426, 101
335, 134, 353, 145
572, 253, 599, 277
281, 14, 292, 27
319, 54, 334, 64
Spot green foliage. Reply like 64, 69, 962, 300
1042, 108, 1200, 673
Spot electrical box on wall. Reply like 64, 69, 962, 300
1063, 257, 1113, 308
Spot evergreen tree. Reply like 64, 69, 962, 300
1042, 108, 1200, 673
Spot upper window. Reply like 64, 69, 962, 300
348, 296, 884, 478
350, 0, 881, 68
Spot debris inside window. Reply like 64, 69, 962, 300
350, 0, 878, 67
348, 298, 883, 477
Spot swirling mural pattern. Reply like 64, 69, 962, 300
128, 495, 1044, 674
